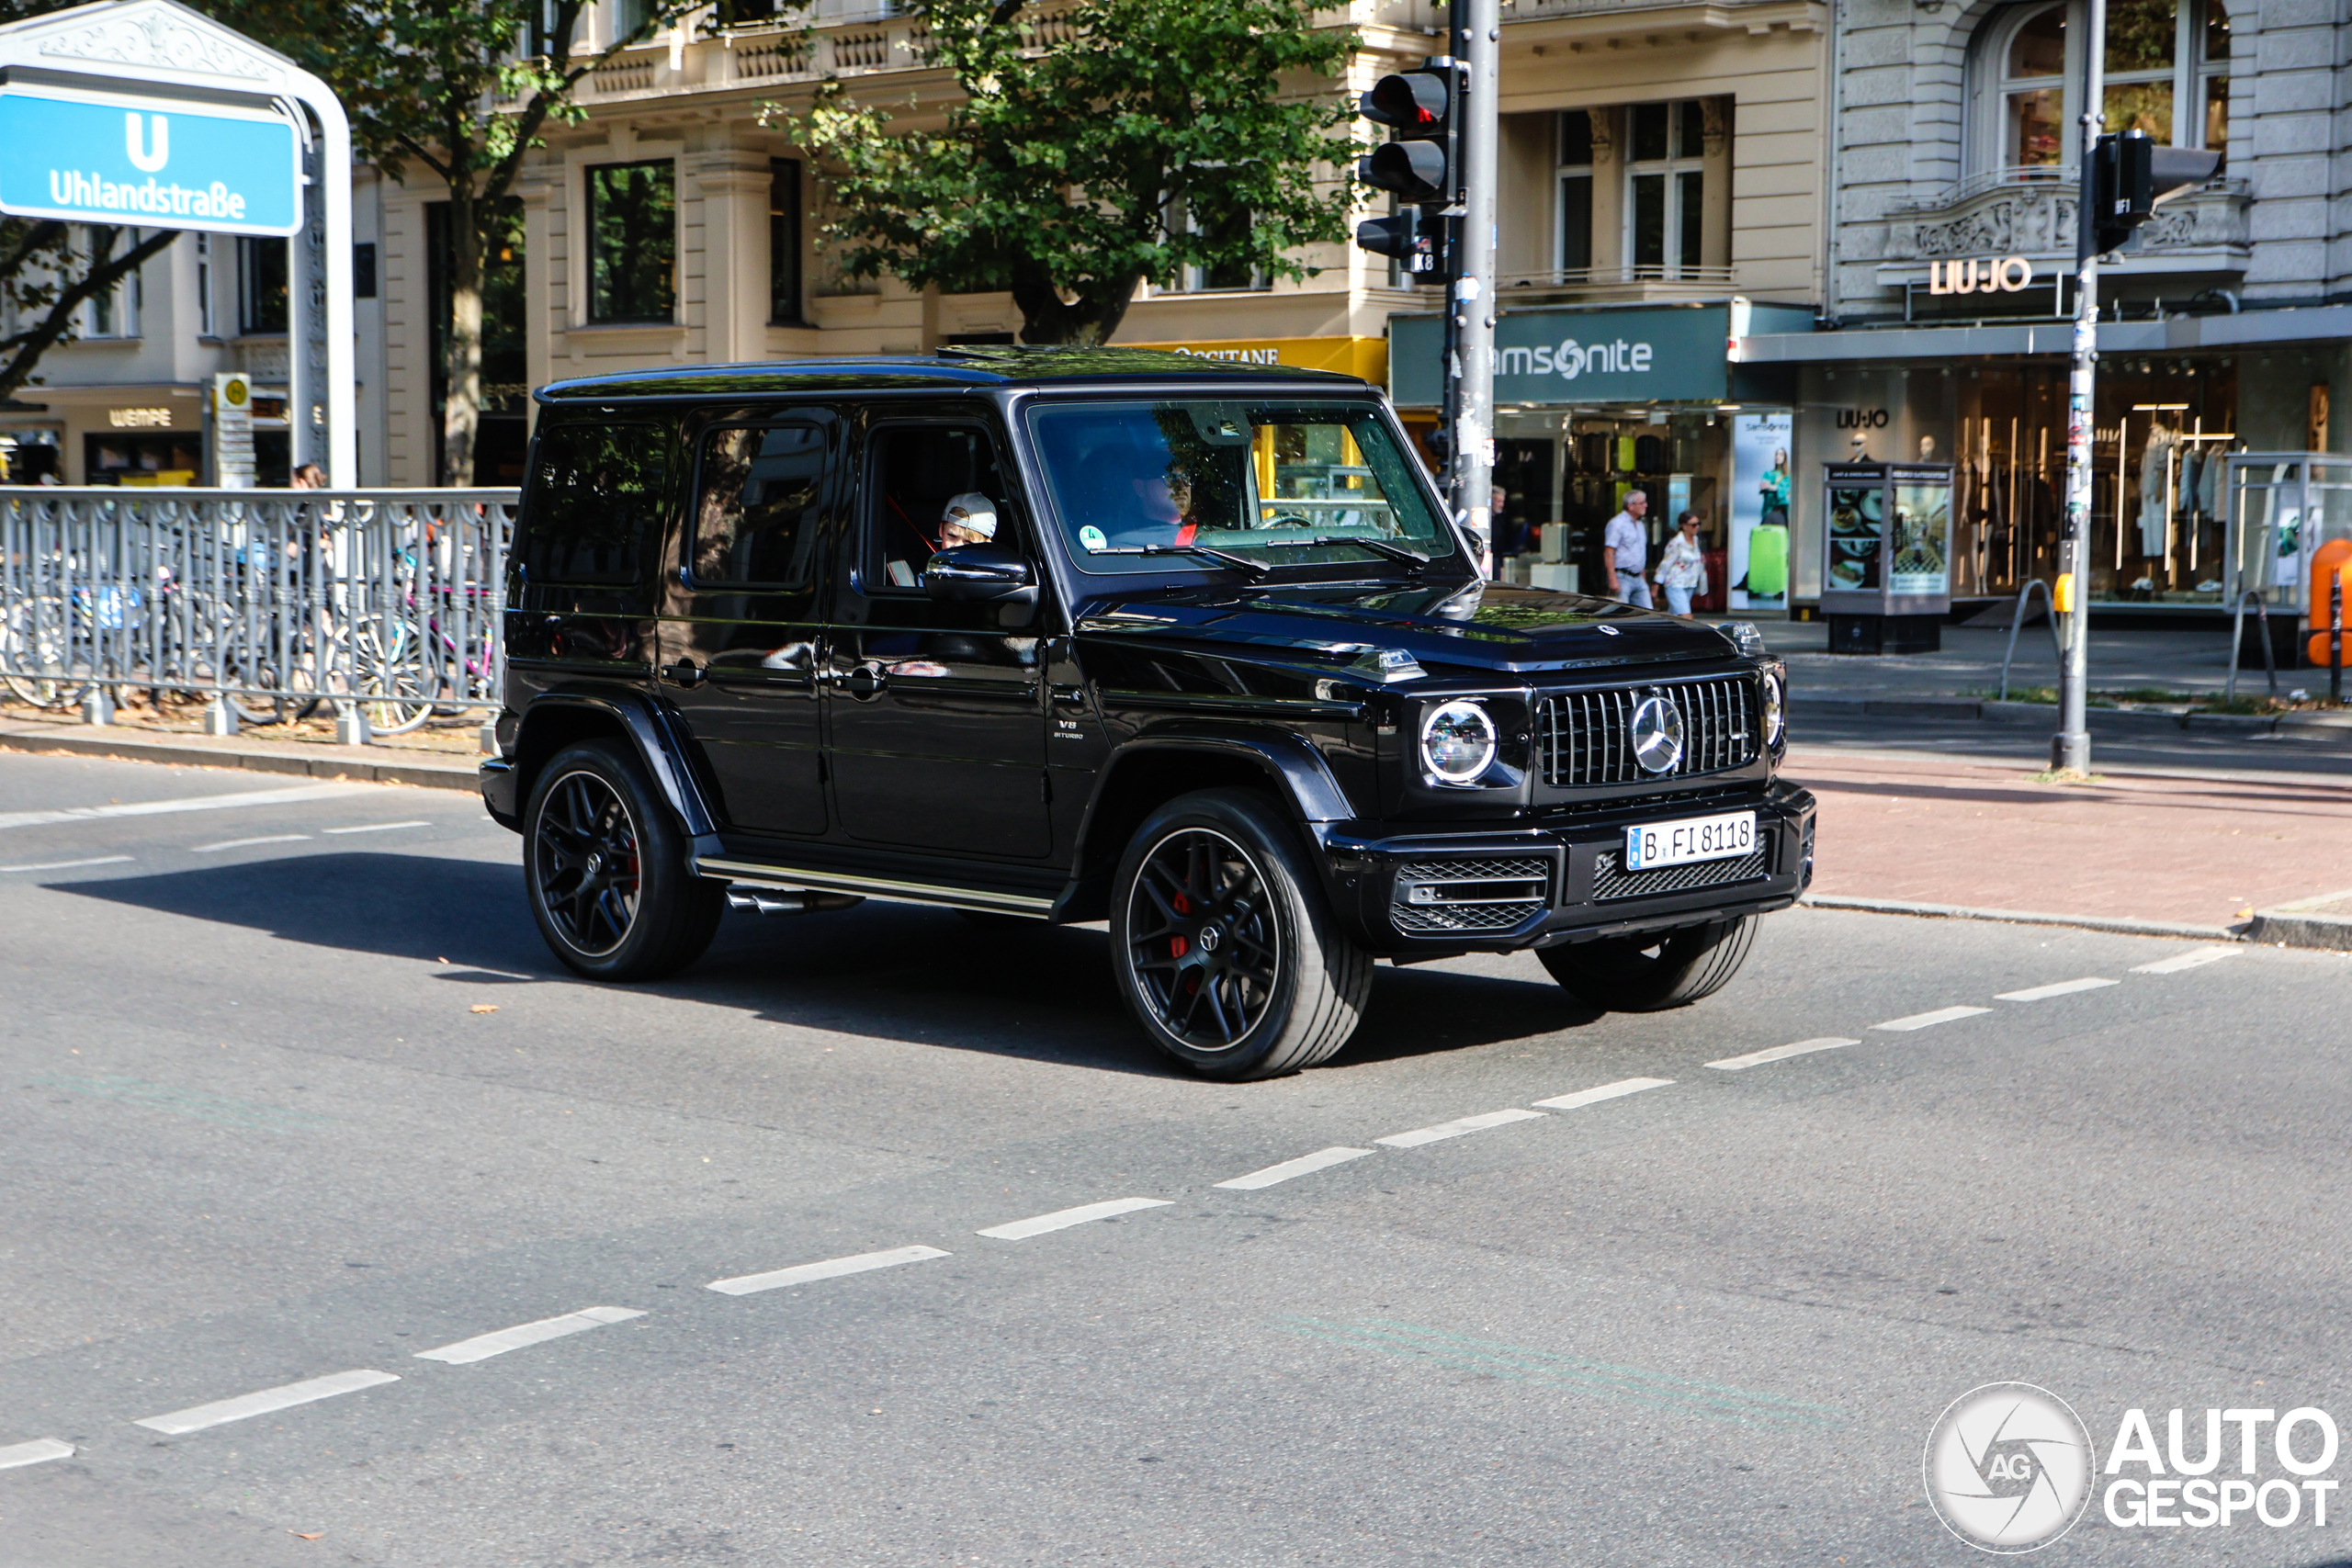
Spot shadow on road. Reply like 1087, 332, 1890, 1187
52, 851, 1602, 1077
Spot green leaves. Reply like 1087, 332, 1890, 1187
786, 0, 1358, 344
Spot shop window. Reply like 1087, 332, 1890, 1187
585, 160, 677, 323
1557, 110, 1593, 276
238, 236, 287, 335
1971, 0, 2228, 178
771, 158, 804, 324
1625, 101, 1704, 276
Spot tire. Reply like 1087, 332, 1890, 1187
1109, 788, 1372, 1080
1536, 915, 1758, 1012
524, 739, 723, 981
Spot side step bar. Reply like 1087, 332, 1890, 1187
726, 889, 865, 917
695, 855, 1057, 919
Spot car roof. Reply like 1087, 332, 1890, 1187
537, 346, 1373, 403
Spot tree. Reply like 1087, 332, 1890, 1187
0, 2, 176, 411
213, 0, 689, 483
787, 0, 1357, 346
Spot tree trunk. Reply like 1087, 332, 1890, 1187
441, 192, 485, 487
1009, 260, 1142, 346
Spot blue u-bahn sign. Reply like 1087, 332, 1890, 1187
0, 84, 300, 237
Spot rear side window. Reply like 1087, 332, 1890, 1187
521, 421, 668, 584
691, 421, 831, 589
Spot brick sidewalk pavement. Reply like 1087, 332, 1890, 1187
1786, 745, 2352, 930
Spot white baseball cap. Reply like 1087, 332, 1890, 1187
942, 492, 997, 540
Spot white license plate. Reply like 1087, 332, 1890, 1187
1624, 810, 1757, 871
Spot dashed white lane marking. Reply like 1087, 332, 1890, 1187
413, 1305, 646, 1364
978, 1198, 1171, 1240
0, 783, 365, 833
0, 855, 131, 874
133, 1369, 399, 1435
1216, 1147, 1374, 1190
193, 835, 310, 852
323, 820, 431, 835
1997, 976, 2119, 1002
1532, 1077, 1675, 1111
1375, 1108, 1547, 1148
708, 1245, 950, 1296
1709, 1039, 1860, 1072
1871, 1005, 1993, 1032
2132, 945, 2245, 975
0, 1438, 74, 1470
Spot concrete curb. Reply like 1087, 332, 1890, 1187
1799, 893, 2245, 943
0, 724, 481, 793
2245, 888, 2352, 952
1791, 694, 2352, 746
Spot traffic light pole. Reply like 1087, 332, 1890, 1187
2055, 0, 2106, 773
1448, 0, 1499, 576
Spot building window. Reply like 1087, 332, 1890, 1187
1625, 100, 1704, 276
611, 0, 652, 43
238, 236, 288, 334
585, 160, 676, 323
196, 233, 214, 337
83, 228, 140, 339
770, 158, 803, 324
1557, 110, 1594, 276
1168, 196, 1262, 292
1973, 0, 2229, 178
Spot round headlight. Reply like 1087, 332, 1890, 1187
1419, 700, 1498, 784
1761, 668, 1786, 748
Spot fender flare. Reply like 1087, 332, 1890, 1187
513, 689, 719, 840
1094, 724, 1355, 824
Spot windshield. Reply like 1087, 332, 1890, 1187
1023, 400, 1454, 574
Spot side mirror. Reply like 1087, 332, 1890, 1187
924, 543, 1036, 604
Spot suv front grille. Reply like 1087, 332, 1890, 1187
1591, 844, 1771, 902
1390, 855, 1553, 935
1536, 677, 1760, 787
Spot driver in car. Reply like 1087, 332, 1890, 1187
1130, 462, 1201, 546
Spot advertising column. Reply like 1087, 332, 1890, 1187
1729, 412, 1793, 611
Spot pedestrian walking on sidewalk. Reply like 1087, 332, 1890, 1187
1601, 490, 1651, 607
1656, 511, 1709, 616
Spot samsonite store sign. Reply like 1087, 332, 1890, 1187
1389, 301, 1813, 407
0, 84, 300, 236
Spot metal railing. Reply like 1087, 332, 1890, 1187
0, 488, 518, 742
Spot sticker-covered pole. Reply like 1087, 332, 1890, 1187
1448, 0, 1498, 577
2053, 0, 2105, 773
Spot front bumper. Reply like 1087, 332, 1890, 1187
1321, 779, 1815, 954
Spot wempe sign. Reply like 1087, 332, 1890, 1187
0, 84, 300, 237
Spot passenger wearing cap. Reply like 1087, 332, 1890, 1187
939, 491, 998, 549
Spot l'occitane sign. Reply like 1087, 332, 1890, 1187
1122, 335, 1386, 383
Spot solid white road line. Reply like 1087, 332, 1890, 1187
1215, 1147, 1375, 1190
2132, 945, 2245, 975
707, 1245, 950, 1296
978, 1198, 1171, 1240
1708, 1039, 1860, 1072
0, 1438, 74, 1470
192, 835, 310, 852
0, 783, 366, 833
0, 855, 131, 874
133, 1369, 399, 1435
1996, 976, 2119, 1002
1375, 1108, 1547, 1149
323, 820, 431, 835
1532, 1077, 1675, 1111
413, 1305, 646, 1365
1871, 1005, 1993, 1032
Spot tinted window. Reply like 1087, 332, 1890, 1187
867, 424, 1010, 591
521, 422, 666, 584
692, 422, 831, 588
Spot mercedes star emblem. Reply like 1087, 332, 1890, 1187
1628, 693, 1685, 774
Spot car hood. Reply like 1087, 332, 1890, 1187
1069, 580, 1740, 675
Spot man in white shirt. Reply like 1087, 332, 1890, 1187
1601, 490, 1652, 607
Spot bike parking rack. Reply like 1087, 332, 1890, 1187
1996, 578, 2062, 702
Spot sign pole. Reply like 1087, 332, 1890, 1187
2054, 0, 2105, 773
1449, 0, 1498, 576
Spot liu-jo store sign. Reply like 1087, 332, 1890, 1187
1928, 256, 2036, 295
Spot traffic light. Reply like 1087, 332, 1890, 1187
1354, 206, 1454, 285
1357, 65, 1464, 208
2089, 130, 2223, 254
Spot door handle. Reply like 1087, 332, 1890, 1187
820, 660, 888, 701
661, 659, 705, 689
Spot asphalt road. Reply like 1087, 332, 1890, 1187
2, 750, 2347, 1567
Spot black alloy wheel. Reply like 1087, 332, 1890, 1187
534, 767, 643, 957
1125, 827, 1280, 1052
1108, 788, 1372, 1080
523, 739, 723, 981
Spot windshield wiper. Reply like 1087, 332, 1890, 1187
1091, 543, 1271, 579
1295, 535, 1430, 567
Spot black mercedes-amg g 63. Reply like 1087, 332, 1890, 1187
481, 348, 1814, 1079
